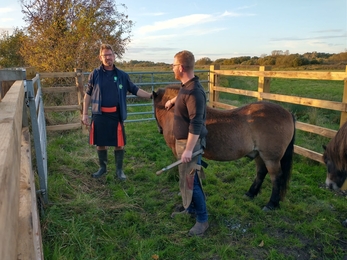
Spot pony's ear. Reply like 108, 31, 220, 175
152, 91, 158, 99
322, 144, 327, 151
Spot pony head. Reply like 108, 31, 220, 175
323, 124, 347, 190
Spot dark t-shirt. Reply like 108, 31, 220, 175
173, 76, 208, 140
100, 70, 119, 107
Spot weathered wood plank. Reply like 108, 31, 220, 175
260, 92, 346, 111
38, 72, 76, 78
41, 86, 77, 93
216, 70, 347, 81
44, 105, 80, 112
294, 145, 324, 164
296, 121, 337, 139
46, 123, 81, 131
212, 86, 347, 112
0, 80, 24, 260
17, 127, 44, 260
0, 70, 25, 81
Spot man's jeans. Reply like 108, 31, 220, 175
187, 156, 208, 223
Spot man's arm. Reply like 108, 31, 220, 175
136, 88, 152, 99
165, 96, 177, 110
82, 94, 91, 125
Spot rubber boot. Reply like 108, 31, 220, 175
114, 150, 127, 181
91, 150, 107, 178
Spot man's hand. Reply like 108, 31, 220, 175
165, 99, 174, 110
181, 150, 193, 163
82, 114, 89, 125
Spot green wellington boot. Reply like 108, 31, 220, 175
91, 150, 107, 178
114, 150, 127, 181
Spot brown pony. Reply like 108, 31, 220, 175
323, 121, 347, 226
152, 85, 296, 211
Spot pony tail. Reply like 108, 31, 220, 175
279, 113, 295, 200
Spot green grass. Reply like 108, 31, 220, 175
41, 119, 347, 260
40, 72, 347, 259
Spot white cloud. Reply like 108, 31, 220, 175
0, 18, 14, 22
138, 14, 213, 34
221, 10, 255, 17
137, 9, 255, 35
143, 12, 165, 16
0, 7, 13, 13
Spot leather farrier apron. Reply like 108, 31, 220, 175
175, 139, 206, 209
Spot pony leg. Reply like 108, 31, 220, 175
245, 157, 268, 199
264, 141, 294, 211
263, 161, 283, 211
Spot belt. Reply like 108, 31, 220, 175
101, 106, 117, 112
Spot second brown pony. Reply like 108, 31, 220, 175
152, 85, 296, 210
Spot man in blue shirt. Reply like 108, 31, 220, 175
82, 44, 152, 180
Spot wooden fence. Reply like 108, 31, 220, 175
0, 80, 43, 259
39, 69, 85, 131
37, 66, 347, 163
1, 66, 346, 258
208, 65, 347, 163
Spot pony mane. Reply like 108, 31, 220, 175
164, 85, 180, 97
325, 122, 347, 171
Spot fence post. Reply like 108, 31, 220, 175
209, 64, 220, 107
75, 68, 88, 134
74, 68, 84, 116
22, 67, 36, 128
340, 65, 347, 127
258, 66, 271, 100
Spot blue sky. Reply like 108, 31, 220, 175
0, 0, 346, 63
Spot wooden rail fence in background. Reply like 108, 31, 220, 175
1, 66, 346, 258
35, 66, 347, 163
209, 65, 347, 164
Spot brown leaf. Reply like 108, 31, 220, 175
152, 254, 159, 260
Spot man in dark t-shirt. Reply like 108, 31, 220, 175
165, 50, 209, 236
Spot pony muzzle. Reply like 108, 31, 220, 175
326, 177, 347, 190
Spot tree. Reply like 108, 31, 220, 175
19, 0, 133, 72
0, 29, 26, 68
196, 57, 212, 65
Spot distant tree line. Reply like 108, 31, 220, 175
194, 50, 347, 68
113, 50, 347, 69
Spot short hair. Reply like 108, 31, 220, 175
174, 50, 195, 70
99, 44, 114, 55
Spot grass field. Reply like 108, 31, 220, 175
40, 72, 347, 259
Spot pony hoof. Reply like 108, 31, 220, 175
243, 194, 253, 200
244, 193, 254, 200
262, 205, 275, 211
